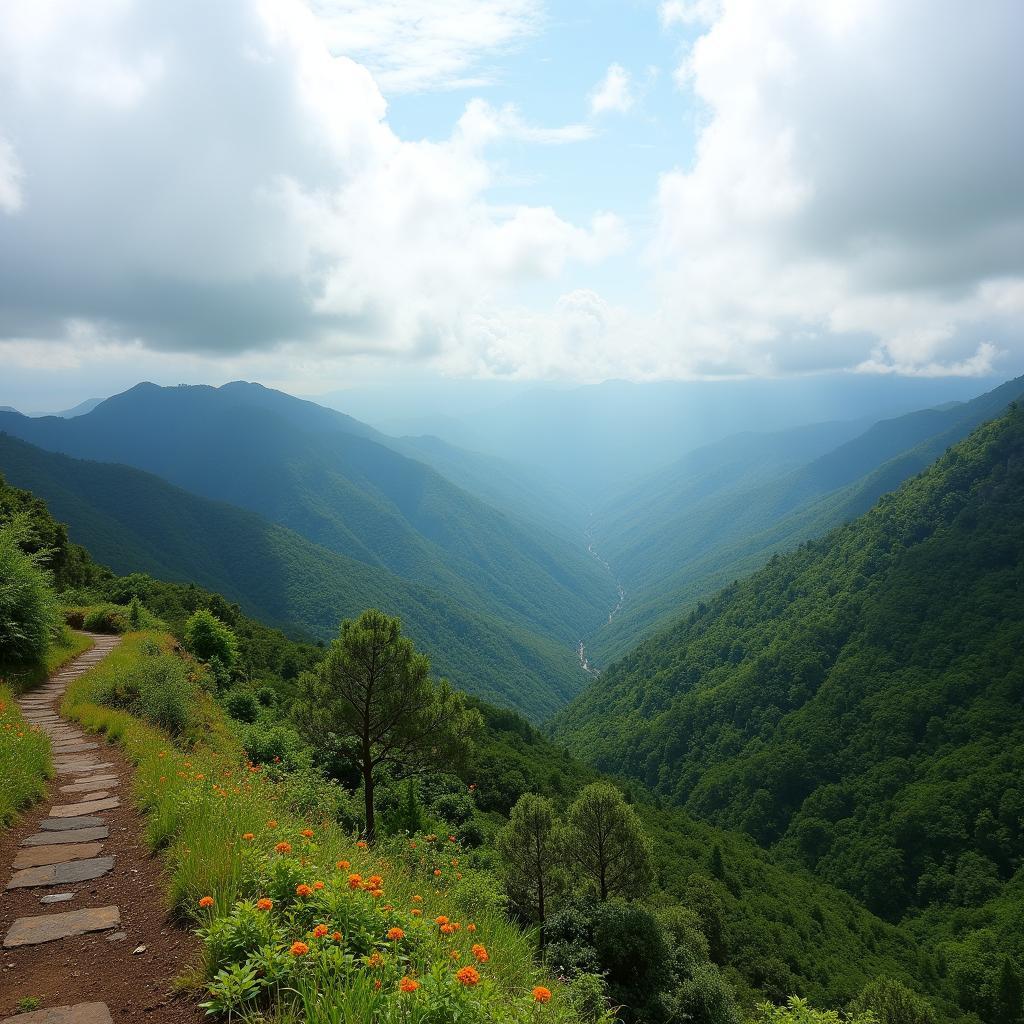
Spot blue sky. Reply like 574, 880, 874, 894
0, 0, 1022, 410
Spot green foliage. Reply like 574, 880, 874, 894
0, 523, 61, 666
184, 608, 239, 668
849, 978, 937, 1024
747, 996, 877, 1023
561, 783, 654, 902
496, 794, 560, 929
0, 683, 52, 826
293, 610, 482, 842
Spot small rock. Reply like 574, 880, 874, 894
132, 945, 147, 954
41, 893, 74, 904
106, 931, 127, 942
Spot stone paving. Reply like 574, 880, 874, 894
1, 635, 122, 1024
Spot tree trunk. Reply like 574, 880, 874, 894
364, 768, 376, 844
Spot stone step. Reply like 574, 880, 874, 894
13, 842, 105, 869
50, 797, 119, 817
39, 816, 105, 831
23, 826, 109, 846
2, 906, 120, 947
60, 778, 119, 793
6, 856, 115, 889
0, 1002, 113, 1024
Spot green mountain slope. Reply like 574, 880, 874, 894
556, 403, 1024, 924
587, 376, 1024, 663
0, 434, 582, 718
0, 382, 615, 655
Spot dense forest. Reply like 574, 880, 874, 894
556, 405, 1024, 1020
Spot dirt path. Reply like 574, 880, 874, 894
0, 634, 202, 1024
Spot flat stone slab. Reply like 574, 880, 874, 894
50, 797, 119, 817
60, 778, 119, 793
7, 856, 115, 889
51, 742, 100, 753
40, 816, 104, 831
54, 762, 113, 775
22, 828, 108, 847
3, 906, 120, 947
14, 842, 104, 869
69, 791, 111, 802
41, 892, 74, 903
0, 1002, 113, 1024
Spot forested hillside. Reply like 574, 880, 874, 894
0, 382, 615, 653
557, 403, 1024, 932
587, 376, 1024, 662
0, 437, 582, 718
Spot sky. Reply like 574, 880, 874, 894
1, 0, 1023, 410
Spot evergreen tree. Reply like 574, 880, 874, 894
562, 782, 654, 901
496, 793, 559, 938
293, 609, 480, 842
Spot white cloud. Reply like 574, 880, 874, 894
307, 0, 543, 93
589, 63, 634, 116
0, 0, 617, 365
651, 0, 1024, 377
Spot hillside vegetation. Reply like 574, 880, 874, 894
0, 441, 582, 719
556, 403, 1024, 1019
587, 376, 1024, 663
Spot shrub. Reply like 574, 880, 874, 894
82, 603, 130, 634
184, 609, 239, 669
0, 524, 60, 666
224, 688, 260, 723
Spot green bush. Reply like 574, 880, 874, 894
184, 609, 239, 668
0, 524, 60, 666
224, 689, 260, 723
82, 603, 131, 634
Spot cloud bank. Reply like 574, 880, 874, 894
0, 0, 1022, 386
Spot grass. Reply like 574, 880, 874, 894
62, 632, 592, 1023
0, 683, 53, 826
0, 629, 92, 827
1, 627, 92, 695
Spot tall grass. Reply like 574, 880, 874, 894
0, 682, 53, 826
63, 632, 588, 1023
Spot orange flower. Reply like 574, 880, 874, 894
399, 977, 419, 993
331, 931, 342, 942
290, 941, 309, 956
312, 924, 329, 939
348, 873, 363, 890
472, 944, 489, 963
267, 819, 278, 829
256, 898, 273, 911
301, 828, 314, 838
367, 952, 384, 968
532, 986, 552, 1004
466, 923, 477, 933
435, 916, 449, 926
312, 880, 325, 890
336, 860, 350, 870
275, 841, 292, 854
412, 895, 423, 903
440, 924, 455, 935
242, 832, 254, 841
374, 979, 382, 990
367, 874, 384, 887
387, 927, 405, 941
198, 896, 214, 908
370, 889, 384, 899
450, 950, 461, 960
456, 966, 480, 986
296, 884, 313, 897
433, 869, 442, 877
356, 840, 368, 850
411, 909, 423, 917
